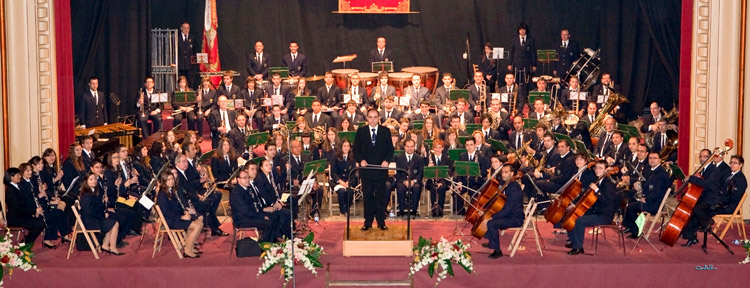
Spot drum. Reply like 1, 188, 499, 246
564, 48, 601, 91
401, 66, 439, 93
332, 69, 359, 91
358, 72, 378, 96
282, 77, 299, 90
387, 72, 413, 96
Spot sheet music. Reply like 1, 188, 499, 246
568, 92, 588, 101
501, 93, 509, 103
398, 95, 411, 106
139, 195, 154, 210
150, 93, 168, 103
343, 94, 361, 104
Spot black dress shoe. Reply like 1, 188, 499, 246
60, 238, 71, 244
627, 234, 639, 239
379, 225, 388, 231
565, 243, 572, 248
698, 220, 715, 232
128, 230, 142, 236
567, 248, 584, 255
488, 250, 504, 259
681, 239, 699, 247
481, 243, 490, 248
103, 249, 125, 256
183, 253, 200, 259
361, 225, 371, 231
43, 242, 58, 249
620, 228, 630, 234
212, 230, 229, 236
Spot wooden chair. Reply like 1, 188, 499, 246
632, 188, 672, 253
424, 180, 453, 218
67, 201, 101, 259
505, 198, 544, 257
152, 205, 187, 259
227, 205, 261, 259
0, 202, 26, 243
713, 190, 748, 240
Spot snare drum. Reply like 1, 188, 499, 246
401, 66, 439, 93
332, 69, 359, 91
358, 72, 378, 96
387, 72, 413, 96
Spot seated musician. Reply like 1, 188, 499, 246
78, 172, 123, 255
300, 132, 319, 159
208, 95, 236, 149
137, 76, 163, 138
197, 77, 217, 137
91, 159, 133, 246
420, 116, 441, 142
441, 115, 468, 141
651, 119, 676, 162
105, 151, 143, 236
262, 105, 286, 132
531, 77, 549, 92
239, 76, 263, 130
61, 142, 87, 206
338, 100, 365, 129
331, 139, 357, 216
175, 154, 226, 236
481, 164, 524, 259
472, 130, 493, 157
622, 152, 671, 239
210, 138, 238, 185
682, 154, 746, 247
444, 129, 463, 150
549, 115, 568, 136
605, 131, 630, 168
338, 117, 356, 132
228, 114, 252, 160
289, 140, 323, 219
527, 99, 547, 121
450, 98, 474, 127
306, 99, 333, 129
533, 139, 576, 208
320, 127, 340, 161
497, 73, 523, 114
171, 76, 199, 132
427, 139, 453, 217
255, 158, 292, 239
33, 153, 71, 247
149, 141, 169, 176
157, 171, 203, 258
468, 71, 486, 113
432, 73, 454, 127
395, 139, 424, 217
267, 72, 293, 120
509, 116, 531, 152
456, 138, 490, 215
390, 129, 403, 151
229, 167, 277, 243
80, 136, 95, 170
560, 75, 586, 114
581, 102, 599, 127
529, 123, 547, 153
347, 73, 367, 106
132, 144, 153, 188
590, 73, 620, 110
379, 96, 403, 123
368, 72, 396, 112
316, 72, 342, 122
263, 142, 286, 191
217, 71, 240, 99
396, 118, 410, 142
163, 130, 182, 162
4, 167, 46, 246
566, 160, 619, 255
521, 132, 560, 199
487, 99, 512, 142
406, 74, 430, 115
412, 100, 436, 125
593, 117, 617, 159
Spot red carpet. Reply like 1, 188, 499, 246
3, 218, 749, 288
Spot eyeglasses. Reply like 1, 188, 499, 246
239, 176, 250, 179
730, 161, 741, 165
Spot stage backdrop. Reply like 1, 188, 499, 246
72, 0, 680, 121
338, 0, 412, 14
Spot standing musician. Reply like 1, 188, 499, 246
427, 139, 453, 217
368, 72, 396, 112
482, 164, 524, 259
78, 76, 108, 128
370, 36, 392, 63
157, 170, 204, 258
255, 158, 293, 239
171, 76, 199, 132
137, 76, 163, 138
4, 167, 46, 246
217, 70, 241, 99
281, 41, 307, 77
208, 95, 236, 149
479, 43, 498, 93
175, 154, 226, 236
566, 160, 619, 255
331, 139, 358, 216
247, 41, 269, 81
533, 140, 576, 208
432, 73, 455, 127
507, 22, 537, 84
553, 28, 581, 77
405, 74, 430, 114
239, 76, 263, 130
177, 22, 196, 84
395, 139, 424, 217
622, 152, 671, 239
197, 77, 217, 137
228, 114, 252, 160
354, 108, 395, 231
456, 138, 490, 215
230, 165, 278, 243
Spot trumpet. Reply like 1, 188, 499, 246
171, 109, 184, 116
197, 84, 204, 116
139, 88, 147, 118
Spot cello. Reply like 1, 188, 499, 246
659, 139, 733, 246
471, 175, 522, 238
464, 167, 503, 224
560, 168, 614, 231
544, 162, 595, 224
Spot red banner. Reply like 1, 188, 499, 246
338, 0, 411, 14
200, 0, 221, 84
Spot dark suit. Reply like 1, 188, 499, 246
317, 85, 342, 109
267, 84, 293, 112
508, 130, 532, 152
246, 52, 269, 79
208, 109, 237, 149
395, 153, 424, 215
171, 88, 200, 131
5, 183, 45, 244
554, 40, 580, 76
534, 151, 577, 206
594, 131, 615, 158
210, 155, 238, 183
138, 88, 163, 138
368, 85, 396, 108
252, 174, 292, 239
262, 115, 286, 132
338, 111, 365, 128
605, 142, 630, 167
227, 126, 250, 158
450, 110, 475, 127
561, 88, 588, 111
457, 152, 490, 214
178, 33, 196, 83
468, 84, 484, 109
306, 112, 332, 129
427, 152, 453, 216
78, 90, 108, 127
508, 35, 537, 81
281, 53, 307, 77
640, 115, 661, 133
404, 85, 430, 111
479, 56, 497, 92
239, 88, 263, 129
217, 84, 241, 99
354, 124, 395, 227
331, 154, 357, 214
590, 84, 620, 108
497, 84, 526, 112
485, 181, 524, 250
229, 183, 275, 242
623, 165, 671, 235
370, 48, 393, 63
177, 169, 222, 232
379, 108, 403, 123
567, 177, 618, 249
682, 162, 730, 240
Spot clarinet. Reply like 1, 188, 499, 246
173, 188, 188, 213
31, 176, 47, 227
102, 174, 110, 214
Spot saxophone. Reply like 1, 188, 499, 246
375, 85, 382, 111
478, 80, 487, 114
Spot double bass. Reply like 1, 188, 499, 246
659, 139, 733, 246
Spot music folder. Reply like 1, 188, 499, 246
423, 166, 450, 179
342, 94, 361, 104
263, 95, 284, 106
453, 161, 480, 177
371, 61, 394, 72
151, 93, 168, 103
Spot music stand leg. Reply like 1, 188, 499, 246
702, 229, 734, 255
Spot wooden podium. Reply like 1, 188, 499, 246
342, 224, 413, 257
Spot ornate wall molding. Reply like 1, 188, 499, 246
691, 0, 711, 171
36, 0, 57, 153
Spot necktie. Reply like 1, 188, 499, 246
344, 155, 347, 161
353, 87, 357, 95
371, 128, 377, 146
436, 157, 440, 166
221, 111, 227, 130
225, 155, 230, 166
275, 87, 279, 95
661, 135, 665, 148
121, 164, 128, 179
379, 49, 383, 58
250, 90, 253, 97
386, 111, 391, 119
296, 156, 300, 165
470, 154, 474, 162
269, 174, 277, 192
407, 155, 411, 163
726, 173, 735, 182
292, 54, 296, 63
563, 41, 567, 49
485, 130, 489, 138
415, 87, 419, 95
257, 53, 261, 60
313, 115, 318, 126
521, 37, 526, 46
516, 133, 521, 149
93, 91, 98, 105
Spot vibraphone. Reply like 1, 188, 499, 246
75, 123, 140, 148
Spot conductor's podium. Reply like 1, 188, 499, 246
342, 223, 413, 257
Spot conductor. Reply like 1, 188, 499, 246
354, 108, 395, 231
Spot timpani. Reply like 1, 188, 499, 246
401, 66, 439, 93
358, 72, 378, 96
332, 69, 359, 91
387, 72, 413, 96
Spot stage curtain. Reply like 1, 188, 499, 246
71, 0, 152, 122
90, 0, 683, 121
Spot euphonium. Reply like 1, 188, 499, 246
589, 90, 629, 135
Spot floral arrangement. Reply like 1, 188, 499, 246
408, 236, 474, 287
257, 232, 323, 287
0, 230, 38, 286
738, 240, 750, 264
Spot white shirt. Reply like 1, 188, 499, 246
562, 40, 568, 48
221, 109, 231, 131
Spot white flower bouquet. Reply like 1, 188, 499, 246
408, 236, 474, 287
257, 232, 323, 287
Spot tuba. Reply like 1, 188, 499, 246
312, 126, 326, 145
589, 88, 629, 136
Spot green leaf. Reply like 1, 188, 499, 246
418, 236, 430, 247
0, 265, 4, 282
446, 260, 454, 277
427, 261, 435, 278
304, 232, 315, 243
459, 262, 472, 274
307, 255, 323, 268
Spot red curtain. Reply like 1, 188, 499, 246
54, 0, 75, 158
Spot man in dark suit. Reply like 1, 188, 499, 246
433, 73, 455, 126
281, 41, 307, 77
347, 73, 368, 106
78, 76, 108, 128
679, 150, 727, 246
379, 96, 403, 123
456, 138, 490, 214
238, 76, 263, 129
594, 118, 617, 159
566, 160, 619, 255
427, 139, 453, 217
305, 100, 332, 129
484, 164, 525, 258
581, 102, 599, 127
405, 74, 430, 112
369, 36, 393, 63
533, 140, 577, 207
137, 77, 163, 138
640, 102, 663, 134
177, 22, 197, 85
262, 105, 286, 132
175, 154, 226, 236
650, 119, 671, 154
411, 101, 437, 125
217, 71, 241, 99
208, 95, 236, 149
367, 72, 396, 110
354, 108, 395, 230
228, 114, 251, 159
266, 72, 293, 119
507, 23, 536, 83
317, 72, 342, 109
553, 29, 581, 78
289, 140, 322, 217
229, 168, 277, 242
509, 116, 531, 152
527, 99, 547, 121
395, 139, 424, 216
604, 131, 629, 168
468, 71, 487, 112
246, 41, 269, 80
479, 43, 498, 93
449, 98, 474, 127
80, 136, 95, 170
496, 73, 525, 114
338, 100, 365, 128
560, 76, 587, 113
255, 158, 292, 239
590, 73, 620, 109
622, 152, 671, 238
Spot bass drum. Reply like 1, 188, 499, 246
401, 66, 439, 93
358, 72, 379, 97
387, 72, 413, 96
332, 69, 359, 91
564, 48, 601, 91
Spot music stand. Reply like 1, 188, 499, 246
488, 139, 509, 154
246, 132, 270, 148
371, 61, 394, 73
447, 149, 467, 162
450, 161, 480, 240
411, 120, 424, 130
537, 49, 559, 76
337, 131, 356, 143
333, 54, 357, 70
522, 118, 539, 130
465, 124, 481, 135
528, 91, 551, 106
295, 96, 315, 110
424, 166, 450, 215
449, 89, 470, 102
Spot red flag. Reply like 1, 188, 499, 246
200, 0, 221, 85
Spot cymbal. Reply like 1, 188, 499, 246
305, 75, 325, 81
